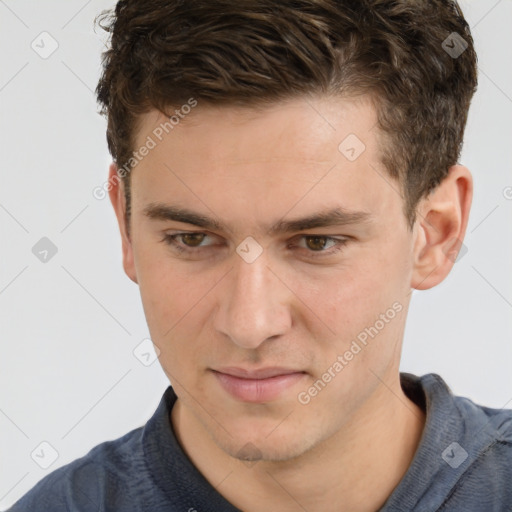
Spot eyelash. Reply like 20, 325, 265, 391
161, 232, 350, 259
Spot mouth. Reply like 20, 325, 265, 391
211, 367, 308, 403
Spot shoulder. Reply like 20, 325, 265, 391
453, 392, 512, 466
392, 373, 512, 510
7, 426, 149, 512
426, 373, 512, 466
434, 376, 512, 507
444, 397, 512, 509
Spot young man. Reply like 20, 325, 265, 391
9, 0, 512, 511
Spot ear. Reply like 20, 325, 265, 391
410, 164, 472, 290
108, 163, 138, 284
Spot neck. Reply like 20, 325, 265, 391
171, 372, 425, 512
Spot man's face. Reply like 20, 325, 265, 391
122, 95, 417, 461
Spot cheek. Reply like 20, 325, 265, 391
133, 241, 205, 342
291, 242, 410, 359
294, 262, 387, 333
138, 274, 206, 385
139, 273, 208, 339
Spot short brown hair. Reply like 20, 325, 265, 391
96, 0, 477, 228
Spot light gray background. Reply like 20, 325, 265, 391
0, 0, 511, 508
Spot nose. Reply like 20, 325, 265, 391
213, 248, 292, 349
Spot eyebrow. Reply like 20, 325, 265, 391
143, 203, 373, 234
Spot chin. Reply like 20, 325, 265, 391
208, 417, 324, 464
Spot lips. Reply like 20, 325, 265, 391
215, 366, 303, 379
211, 367, 307, 402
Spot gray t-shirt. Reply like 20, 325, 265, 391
8, 373, 512, 511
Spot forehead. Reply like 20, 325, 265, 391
135, 94, 380, 162
130, 95, 406, 234
135, 96, 381, 183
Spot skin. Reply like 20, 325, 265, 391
108, 94, 472, 512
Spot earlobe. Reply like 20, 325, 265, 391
410, 165, 472, 290
108, 163, 138, 284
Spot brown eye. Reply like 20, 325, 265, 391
292, 235, 349, 259
180, 233, 206, 247
304, 236, 328, 251
162, 232, 223, 256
